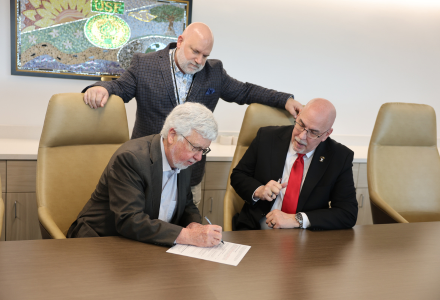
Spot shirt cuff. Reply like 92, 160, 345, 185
252, 186, 263, 202
300, 212, 310, 228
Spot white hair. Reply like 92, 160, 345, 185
160, 102, 218, 141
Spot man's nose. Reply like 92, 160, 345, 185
194, 151, 203, 161
194, 54, 203, 65
298, 128, 308, 139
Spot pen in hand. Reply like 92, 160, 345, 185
204, 216, 224, 244
270, 178, 283, 200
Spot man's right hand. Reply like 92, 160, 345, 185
255, 180, 288, 201
83, 86, 109, 109
176, 223, 222, 247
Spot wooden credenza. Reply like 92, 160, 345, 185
199, 161, 232, 228
0, 159, 372, 242
0, 160, 41, 241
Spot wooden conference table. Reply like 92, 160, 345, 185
1, 222, 439, 300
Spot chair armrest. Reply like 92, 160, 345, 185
38, 207, 67, 239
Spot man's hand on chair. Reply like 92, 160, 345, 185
84, 86, 109, 109
285, 97, 302, 118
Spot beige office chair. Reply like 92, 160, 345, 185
223, 103, 296, 231
0, 175, 4, 239
37, 93, 129, 239
368, 102, 440, 224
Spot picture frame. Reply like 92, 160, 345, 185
10, 0, 192, 80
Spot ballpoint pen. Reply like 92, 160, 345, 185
204, 216, 224, 244
271, 178, 282, 199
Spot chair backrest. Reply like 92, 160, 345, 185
0, 175, 4, 239
223, 103, 296, 231
37, 93, 129, 238
367, 102, 440, 223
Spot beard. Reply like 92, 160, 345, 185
175, 48, 204, 74
172, 159, 197, 170
294, 136, 308, 154
170, 147, 197, 170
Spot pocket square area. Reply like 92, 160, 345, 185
205, 88, 215, 95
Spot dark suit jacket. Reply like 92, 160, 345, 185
67, 134, 201, 246
231, 126, 358, 231
84, 43, 292, 185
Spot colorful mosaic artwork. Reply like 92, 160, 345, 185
12, 0, 192, 79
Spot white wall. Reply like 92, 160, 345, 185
1, 0, 440, 138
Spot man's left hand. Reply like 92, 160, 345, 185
285, 97, 302, 118
266, 209, 299, 229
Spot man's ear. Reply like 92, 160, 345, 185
321, 128, 333, 142
176, 35, 184, 48
167, 128, 177, 144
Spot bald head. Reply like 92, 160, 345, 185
182, 22, 214, 47
291, 98, 336, 154
302, 98, 337, 129
175, 23, 214, 74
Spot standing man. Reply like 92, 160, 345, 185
68, 103, 222, 247
231, 98, 358, 230
82, 22, 303, 207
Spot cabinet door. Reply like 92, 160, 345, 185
5, 193, 42, 241
352, 163, 359, 189
357, 163, 368, 188
0, 161, 6, 193
204, 162, 231, 190
1, 193, 4, 241
356, 188, 373, 226
201, 190, 226, 228
7, 161, 37, 193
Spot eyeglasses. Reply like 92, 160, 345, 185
181, 134, 211, 155
294, 120, 329, 139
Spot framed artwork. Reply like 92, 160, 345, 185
10, 0, 192, 80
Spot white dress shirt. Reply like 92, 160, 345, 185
254, 142, 315, 229
158, 137, 180, 222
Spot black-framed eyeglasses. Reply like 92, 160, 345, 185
294, 120, 329, 139
181, 134, 211, 155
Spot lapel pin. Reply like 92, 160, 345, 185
320, 156, 325, 162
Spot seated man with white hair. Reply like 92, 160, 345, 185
67, 102, 222, 247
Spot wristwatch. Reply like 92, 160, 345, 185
295, 213, 303, 228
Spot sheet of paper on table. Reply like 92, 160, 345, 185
167, 242, 251, 266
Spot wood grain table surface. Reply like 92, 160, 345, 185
1, 222, 439, 300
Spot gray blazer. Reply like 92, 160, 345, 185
67, 134, 201, 246
84, 43, 292, 185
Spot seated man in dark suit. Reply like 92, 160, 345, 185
67, 103, 222, 247
231, 98, 358, 230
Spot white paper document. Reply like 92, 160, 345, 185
166, 242, 251, 266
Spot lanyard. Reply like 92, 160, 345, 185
171, 49, 195, 106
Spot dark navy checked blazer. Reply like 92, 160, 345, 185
83, 43, 293, 185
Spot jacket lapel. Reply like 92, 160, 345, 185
149, 135, 164, 219
171, 171, 188, 224
296, 138, 333, 212
271, 126, 294, 181
187, 70, 203, 102
158, 43, 178, 108
260, 126, 293, 213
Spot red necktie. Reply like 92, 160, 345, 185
281, 154, 305, 214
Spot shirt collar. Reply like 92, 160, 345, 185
161, 136, 181, 174
289, 141, 315, 159
170, 48, 188, 77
